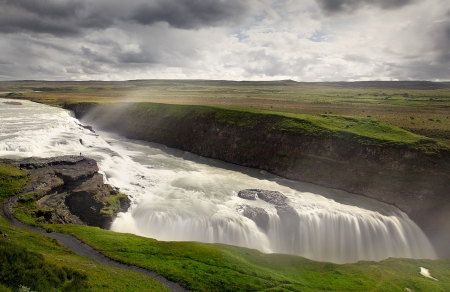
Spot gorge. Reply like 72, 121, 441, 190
65, 101, 450, 258
0, 99, 445, 264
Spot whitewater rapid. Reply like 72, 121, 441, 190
0, 99, 437, 263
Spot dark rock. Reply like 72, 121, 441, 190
275, 204, 298, 220
255, 190, 287, 205
238, 189, 287, 205
275, 204, 299, 243
80, 124, 95, 133
5, 156, 130, 229
237, 189, 257, 200
237, 205, 270, 231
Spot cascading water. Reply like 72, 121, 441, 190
0, 99, 436, 263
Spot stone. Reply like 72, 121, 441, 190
237, 189, 257, 200
275, 204, 298, 221
238, 189, 287, 205
237, 205, 270, 231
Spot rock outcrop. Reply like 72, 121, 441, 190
236, 205, 270, 231
238, 189, 287, 205
3, 156, 129, 229
237, 189, 299, 231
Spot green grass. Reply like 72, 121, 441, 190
100, 193, 128, 216
0, 241, 89, 291
0, 164, 169, 292
114, 102, 442, 153
0, 163, 28, 201
46, 224, 450, 292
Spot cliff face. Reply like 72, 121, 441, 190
65, 102, 450, 257
4, 156, 130, 229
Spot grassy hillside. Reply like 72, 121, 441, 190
43, 224, 450, 292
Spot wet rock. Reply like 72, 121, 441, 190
237, 189, 257, 200
80, 124, 95, 133
237, 205, 270, 231
275, 204, 299, 235
275, 204, 298, 220
238, 189, 287, 205
256, 190, 287, 205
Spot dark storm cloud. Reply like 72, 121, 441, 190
317, 0, 415, 14
130, 0, 250, 29
0, 0, 114, 36
0, 0, 251, 36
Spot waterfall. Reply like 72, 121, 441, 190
0, 99, 436, 264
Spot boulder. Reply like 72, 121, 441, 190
237, 189, 257, 200
275, 204, 298, 221
237, 205, 270, 231
238, 189, 287, 205
255, 190, 287, 205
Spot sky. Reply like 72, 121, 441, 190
0, 0, 449, 81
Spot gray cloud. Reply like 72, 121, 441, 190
0, 0, 449, 82
0, 0, 113, 36
0, 0, 252, 37
131, 0, 250, 29
316, 0, 415, 14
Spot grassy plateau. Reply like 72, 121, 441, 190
1, 80, 450, 147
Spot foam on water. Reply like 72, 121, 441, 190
0, 99, 437, 263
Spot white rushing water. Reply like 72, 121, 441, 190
0, 99, 437, 264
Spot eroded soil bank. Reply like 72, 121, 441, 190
65, 102, 450, 257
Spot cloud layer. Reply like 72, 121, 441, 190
0, 0, 449, 81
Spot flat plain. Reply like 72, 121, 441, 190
1, 80, 450, 146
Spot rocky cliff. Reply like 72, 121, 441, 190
64, 102, 450, 257
2, 155, 130, 229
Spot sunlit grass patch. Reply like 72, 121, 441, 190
48, 224, 450, 292
0, 163, 28, 201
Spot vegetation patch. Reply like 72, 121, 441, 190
82, 102, 443, 153
0, 163, 28, 201
100, 193, 128, 216
0, 241, 89, 292
48, 224, 450, 292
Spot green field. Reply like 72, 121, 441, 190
1, 80, 450, 146
1, 163, 449, 291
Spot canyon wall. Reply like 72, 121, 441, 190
65, 102, 450, 257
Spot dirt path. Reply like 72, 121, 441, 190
1, 194, 188, 292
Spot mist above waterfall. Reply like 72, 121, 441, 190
0, 100, 437, 264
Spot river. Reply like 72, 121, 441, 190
0, 99, 436, 263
